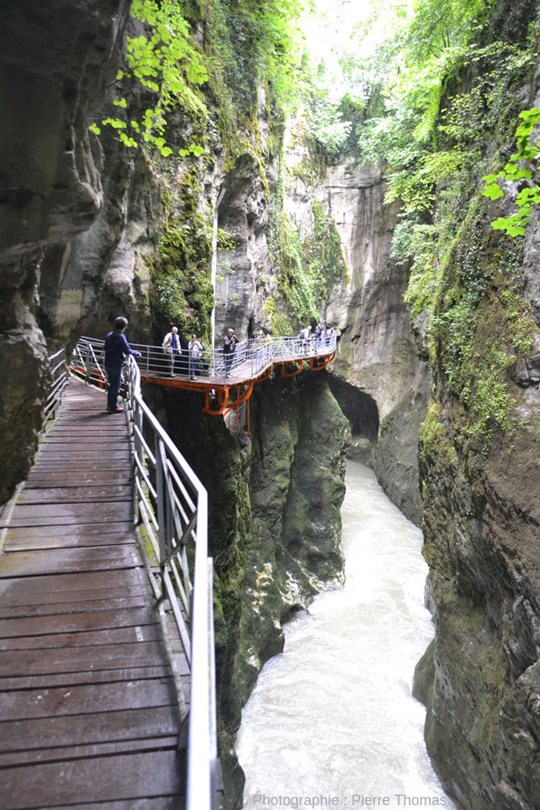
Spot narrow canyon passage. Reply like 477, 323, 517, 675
236, 461, 455, 809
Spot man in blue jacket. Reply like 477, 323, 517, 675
104, 316, 141, 413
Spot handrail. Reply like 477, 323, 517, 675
69, 340, 218, 810
43, 347, 69, 430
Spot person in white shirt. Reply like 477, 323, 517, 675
162, 326, 182, 377
188, 334, 203, 380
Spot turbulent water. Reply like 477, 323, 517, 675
236, 460, 455, 810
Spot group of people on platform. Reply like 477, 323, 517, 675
104, 316, 333, 413
161, 327, 204, 380
299, 323, 335, 355
161, 326, 238, 379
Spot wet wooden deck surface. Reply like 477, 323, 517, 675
0, 381, 186, 809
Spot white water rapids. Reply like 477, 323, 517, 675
236, 460, 455, 810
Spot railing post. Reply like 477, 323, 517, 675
155, 437, 167, 580
187, 487, 212, 810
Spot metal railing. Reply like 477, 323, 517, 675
75, 333, 337, 383
68, 340, 219, 810
43, 347, 70, 429
122, 355, 218, 810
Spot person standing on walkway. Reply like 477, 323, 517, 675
104, 316, 141, 413
188, 334, 203, 380
299, 325, 311, 355
325, 324, 335, 347
315, 323, 323, 351
162, 325, 182, 377
223, 327, 239, 377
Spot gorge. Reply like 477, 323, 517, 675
1, 1, 539, 809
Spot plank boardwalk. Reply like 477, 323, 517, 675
0, 382, 186, 810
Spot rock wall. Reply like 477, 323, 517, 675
413, 213, 540, 809
408, 2, 540, 804
283, 149, 428, 522
0, 0, 130, 502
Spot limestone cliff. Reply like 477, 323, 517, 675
0, 0, 131, 501
282, 146, 428, 522
410, 1, 540, 806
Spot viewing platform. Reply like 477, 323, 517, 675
74, 333, 337, 434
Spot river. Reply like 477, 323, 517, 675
236, 460, 455, 810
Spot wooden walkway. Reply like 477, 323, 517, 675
0, 382, 186, 809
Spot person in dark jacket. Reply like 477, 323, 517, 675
223, 328, 238, 377
104, 316, 141, 413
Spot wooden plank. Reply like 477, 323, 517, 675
0, 678, 177, 721
0, 569, 143, 601
3, 521, 133, 540
30, 460, 133, 472
0, 607, 158, 639
0, 545, 140, 577
0, 640, 168, 677
7, 502, 133, 518
43, 432, 130, 441
4, 532, 135, 551
0, 737, 180, 769
0, 665, 173, 692
0, 750, 183, 809
0, 623, 162, 651
19, 486, 133, 504
4, 533, 135, 551
0, 596, 148, 620
2, 503, 133, 528
0, 705, 180, 752
43, 430, 130, 438
33, 449, 130, 459
26, 472, 132, 486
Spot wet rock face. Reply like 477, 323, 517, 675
306, 162, 428, 520
417, 404, 540, 808
321, 164, 422, 424
0, 0, 129, 259
281, 151, 428, 520
0, 0, 129, 501
215, 149, 278, 342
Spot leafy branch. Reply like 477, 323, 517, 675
482, 108, 540, 236
89, 0, 208, 157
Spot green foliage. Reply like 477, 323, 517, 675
405, 0, 491, 60
91, 0, 209, 156
149, 174, 214, 341
482, 108, 540, 235
203, 0, 305, 122
346, 0, 539, 454
431, 212, 536, 451
271, 199, 346, 329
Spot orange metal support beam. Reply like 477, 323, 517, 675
280, 360, 305, 379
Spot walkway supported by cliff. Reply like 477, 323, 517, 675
74, 333, 337, 434
0, 382, 187, 808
